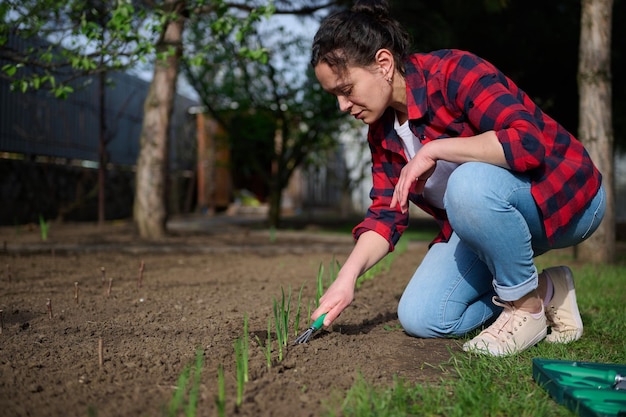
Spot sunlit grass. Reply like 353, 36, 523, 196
327, 251, 626, 417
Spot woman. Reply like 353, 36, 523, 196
309, 0, 605, 356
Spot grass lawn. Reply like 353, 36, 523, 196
325, 246, 626, 417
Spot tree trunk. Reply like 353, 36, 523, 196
576, 0, 615, 263
133, 2, 185, 239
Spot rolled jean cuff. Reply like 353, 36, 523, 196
493, 271, 538, 302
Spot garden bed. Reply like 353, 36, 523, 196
0, 219, 457, 417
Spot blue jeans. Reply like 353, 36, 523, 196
397, 162, 606, 338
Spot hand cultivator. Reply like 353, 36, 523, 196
294, 313, 327, 345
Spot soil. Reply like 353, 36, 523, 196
0, 216, 459, 417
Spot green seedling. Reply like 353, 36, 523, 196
315, 258, 341, 306
38, 214, 49, 241
234, 337, 246, 407
307, 301, 312, 331
383, 324, 403, 331
185, 349, 203, 417
266, 261, 343, 360
233, 315, 250, 407
315, 263, 324, 308
272, 298, 282, 344
255, 317, 273, 368
166, 348, 204, 417
329, 255, 341, 283
242, 314, 249, 383
216, 364, 226, 417
273, 286, 292, 348
272, 298, 286, 361
169, 367, 191, 413
294, 285, 304, 337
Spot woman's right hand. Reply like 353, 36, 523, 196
310, 231, 390, 327
311, 275, 356, 327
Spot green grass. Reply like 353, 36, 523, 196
325, 252, 626, 417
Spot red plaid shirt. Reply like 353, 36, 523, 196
353, 49, 602, 250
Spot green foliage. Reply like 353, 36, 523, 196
1, 1, 157, 97
186, 0, 274, 72
1, 0, 275, 99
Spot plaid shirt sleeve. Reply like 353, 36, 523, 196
352, 111, 410, 252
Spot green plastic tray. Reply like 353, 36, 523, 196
532, 358, 626, 417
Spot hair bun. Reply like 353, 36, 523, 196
352, 0, 391, 19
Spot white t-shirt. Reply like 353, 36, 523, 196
394, 116, 459, 209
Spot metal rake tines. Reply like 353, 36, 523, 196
293, 327, 315, 345
293, 313, 326, 345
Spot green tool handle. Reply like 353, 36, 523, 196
311, 313, 327, 331
557, 375, 615, 389
543, 363, 619, 384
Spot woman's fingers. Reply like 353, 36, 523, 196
312, 301, 343, 327
320, 305, 340, 327
391, 172, 413, 212
312, 284, 354, 327
392, 159, 436, 211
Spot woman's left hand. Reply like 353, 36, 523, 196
390, 152, 436, 213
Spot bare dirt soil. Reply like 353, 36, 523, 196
0, 217, 459, 417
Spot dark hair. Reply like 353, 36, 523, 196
311, 0, 411, 76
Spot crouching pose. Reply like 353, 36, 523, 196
309, 0, 605, 356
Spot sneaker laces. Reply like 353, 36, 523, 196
481, 296, 523, 341
545, 304, 559, 327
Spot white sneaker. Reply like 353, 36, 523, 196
463, 297, 547, 356
543, 266, 583, 343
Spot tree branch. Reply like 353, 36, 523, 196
193, 0, 340, 15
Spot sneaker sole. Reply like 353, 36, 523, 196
462, 326, 547, 356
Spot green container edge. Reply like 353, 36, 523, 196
532, 358, 626, 417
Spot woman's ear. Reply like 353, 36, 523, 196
374, 48, 395, 79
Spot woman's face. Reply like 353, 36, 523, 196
315, 61, 391, 125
